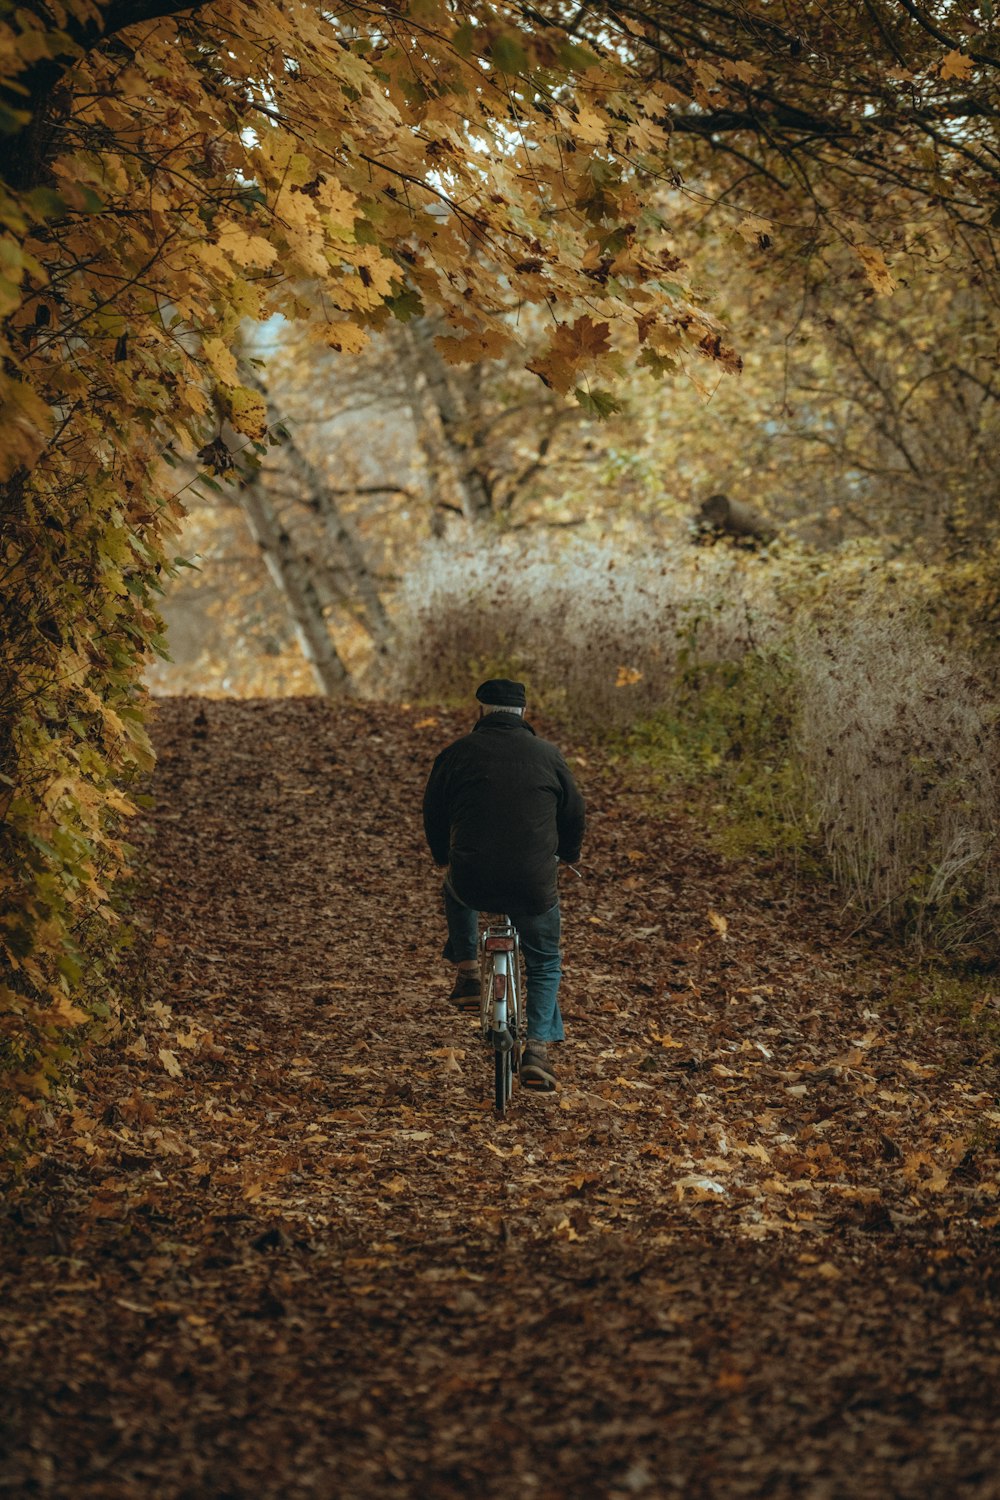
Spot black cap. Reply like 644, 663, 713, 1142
476, 678, 526, 708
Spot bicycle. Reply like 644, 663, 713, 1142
479, 915, 524, 1116
476, 865, 582, 1114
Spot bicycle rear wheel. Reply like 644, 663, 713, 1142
495, 1045, 512, 1114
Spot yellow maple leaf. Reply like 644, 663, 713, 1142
227, 386, 268, 440
229, 277, 261, 320
318, 177, 358, 232
571, 106, 609, 146
526, 351, 577, 394
737, 213, 773, 246
940, 49, 974, 80
724, 58, 761, 85
647, 80, 689, 109
435, 329, 513, 364
282, 190, 322, 234
854, 244, 896, 296
552, 314, 612, 363
694, 58, 721, 92
324, 322, 369, 354
202, 337, 239, 385
290, 230, 331, 278
286, 151, 314, 188
214, 225, 279, 271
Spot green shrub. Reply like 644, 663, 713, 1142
622, 647, 814, 860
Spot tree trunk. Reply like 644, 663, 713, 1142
282, 440, 393, 653
239, 477, 352, 695
2, 0, 215, 189
244, 372, 393, 652
401, 322, 494, 525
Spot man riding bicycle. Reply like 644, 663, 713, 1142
422, 678, 586, 1093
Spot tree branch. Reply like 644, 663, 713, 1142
2, 0, 213, 186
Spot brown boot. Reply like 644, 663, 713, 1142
448, 969, 480, 1012
520, 1041, 557, 1092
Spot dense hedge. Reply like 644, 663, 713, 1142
0, 450, 175, 1128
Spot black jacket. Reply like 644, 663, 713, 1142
423, 715, 586, 915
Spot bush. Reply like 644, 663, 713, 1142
623, 647, 811, 860
393, 537, 1000, 960
1, 471, 168, 1146
390, 536, 780, 729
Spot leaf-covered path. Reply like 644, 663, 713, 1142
4, 699, 1000, 1498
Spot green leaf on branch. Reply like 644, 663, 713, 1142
489, 32, 528, 73
575, 387, 622, 419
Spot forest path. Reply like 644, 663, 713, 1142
3, 698, 1000, 1498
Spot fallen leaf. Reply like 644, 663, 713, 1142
675, 1175, 727, 1198
158, 1047, 182, 1078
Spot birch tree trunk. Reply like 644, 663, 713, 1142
245, 371, 394, 651
239, 477, 353, 695
282, 437, 393, 653
401, 321, 494, 526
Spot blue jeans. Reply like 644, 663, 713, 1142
442, 883, 565, 1043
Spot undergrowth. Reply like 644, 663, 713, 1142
393, 535, 1000, 964
618, 648, 814, 863
885, 965, 1000, 1047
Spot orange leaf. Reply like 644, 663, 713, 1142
551, 315, 612, 362
940, 49, 973, 80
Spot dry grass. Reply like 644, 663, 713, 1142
389, 537, 777, 728
796, 610, 1000, 952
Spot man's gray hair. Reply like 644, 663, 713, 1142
483, 704, 525, 717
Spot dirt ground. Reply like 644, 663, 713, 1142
3, 697, 1000, 1498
